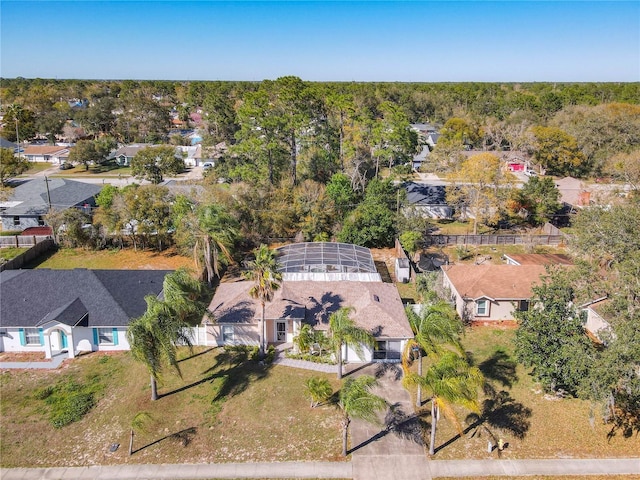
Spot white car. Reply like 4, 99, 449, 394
202, 162, 214, 170
524, 170, 537, 177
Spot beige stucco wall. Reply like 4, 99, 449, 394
206, 324, 260, 346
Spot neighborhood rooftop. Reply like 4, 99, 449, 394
0, 178, 102, 216
0, 269, 171, 328
441, 264, 549, 300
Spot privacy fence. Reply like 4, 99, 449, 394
423, 234, 566, 247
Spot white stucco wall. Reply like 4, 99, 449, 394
0, 328, 46, 353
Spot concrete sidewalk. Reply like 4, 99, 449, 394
2, 458, 639, 480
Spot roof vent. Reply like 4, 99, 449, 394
373, 294, 380, 302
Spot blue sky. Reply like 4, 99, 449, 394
1, 1, 638, 81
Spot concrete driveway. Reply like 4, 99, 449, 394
345, 363, 430, 479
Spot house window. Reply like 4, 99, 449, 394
517, 300, 530, 312
13, 216, 20, 226
373, 340, 402, 361
373, 341, 387, 360
222, 325, 234, 344
24, 328, 41, 345
97, 328, 114, 344
476, 299, 489, 316
38, 216, 45, 226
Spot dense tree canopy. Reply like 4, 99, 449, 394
0, 148, 29, 185
131, 145, 184, 184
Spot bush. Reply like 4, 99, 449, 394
264, 345, 276, 364
286, 352, 336, 365
304, 377, 333, 408
250, 346, 260, 362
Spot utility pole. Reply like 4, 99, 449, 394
44, 176, 52, 210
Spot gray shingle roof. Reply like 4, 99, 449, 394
0, 178, 102, 216
404, 182, 448, 206
0, 269, 171, 328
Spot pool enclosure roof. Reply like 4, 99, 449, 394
275, 242, 381, 282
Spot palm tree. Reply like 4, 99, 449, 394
414, 351, 484, 455
338, 375, 387, 457
304, 376, 333, 408
328, 307, 374, 380
126, 296, 194, 401
403, 302, 464, 407
162, 268, 207, 326
129, 412, 152, 455
244, 244, 282, 358
193, 204, 238, 286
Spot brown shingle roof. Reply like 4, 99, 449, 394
22, 146, 69, 155
207, 280, 412, 339
443, 264, 548, 300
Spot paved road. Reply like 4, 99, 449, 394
2, 458, 639, 480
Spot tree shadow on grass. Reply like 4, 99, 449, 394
132, 426, 198, 454
159, 349, 272, 401
434, 348, 531, 454
478, 347, 518, 389
177, 347, 216, 363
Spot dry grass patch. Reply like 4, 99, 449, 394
0, 347, 343, 467
31, 246, 193, 270
424, 328, 640, 459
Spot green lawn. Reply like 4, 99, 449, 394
407, 327, 640, 459
0, 247, 28, 261
0, 347, 344, 467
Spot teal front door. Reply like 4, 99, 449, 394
60, 331, 68, 349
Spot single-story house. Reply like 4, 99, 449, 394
176, 145, 204, 167
412, 145, 430, 171
404, 182, 453, 219
205, 279, 413, 362
0, 269, 171, 358
555, 176, 591, 209
22, 145, 70, 164
442, 263, 549, 324
0, 178, 102, 230
109, 144, 152, 166
0, 137, 19, 152
581, 297, 612, 342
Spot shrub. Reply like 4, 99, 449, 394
264, 345, 276, 364
304, 377, 333, 408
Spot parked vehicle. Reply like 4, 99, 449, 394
524, 170, 537, 177
59, 162, 73, 170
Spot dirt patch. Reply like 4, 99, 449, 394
0, 352, 46, 362
370, 248, 399, 283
